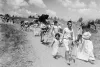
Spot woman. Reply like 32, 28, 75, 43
76, 32, 95, 64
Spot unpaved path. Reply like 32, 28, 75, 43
27, 32, 100, 67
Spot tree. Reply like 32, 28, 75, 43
32, 16, 35, 18
28, 15, 32, 18
54, 16, 57, 20
78, 17, 83, 22
12, 15, 15, 17
5, 14, 10, 17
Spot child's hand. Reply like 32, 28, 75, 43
51, 41, 55, 47
69, 37, 73, 40
59, 42, 63, 47
60, 41, 63, 45
60, 39, 63, 43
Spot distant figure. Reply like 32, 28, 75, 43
40, 23, 46, 42
51, 20, 61, 37
80, 20, 96, 33
76, 27, 82, 42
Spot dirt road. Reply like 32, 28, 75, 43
27, 32, 100, 67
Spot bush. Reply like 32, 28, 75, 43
0, 23, 27, 49
0, 23, 28, 67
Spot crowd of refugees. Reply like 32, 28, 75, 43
37, 19, 95, 65
0, 14, 96, 66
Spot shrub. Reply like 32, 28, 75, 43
0, 23, 28, 67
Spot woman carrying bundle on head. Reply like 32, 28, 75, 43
76, 31, 95, 64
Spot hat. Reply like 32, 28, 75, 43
82, 32, 91, 39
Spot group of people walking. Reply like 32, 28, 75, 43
0, 14, 96, 65
39, 20, 96, 65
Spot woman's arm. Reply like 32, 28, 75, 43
51, 40, 55, 47
61, 29, 65, 42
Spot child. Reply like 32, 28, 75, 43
52, 33, 61, 59
61, 21, 75, 65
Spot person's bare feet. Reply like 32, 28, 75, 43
88, 60, 95, 64
67, 62, 71, 65
53, 55, 60, 59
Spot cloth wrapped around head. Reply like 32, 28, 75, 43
82, 32, 91, 39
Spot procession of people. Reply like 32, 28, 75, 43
37, 19, 96, 65
0, 14, 96, 66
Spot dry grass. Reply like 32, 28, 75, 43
0, 18, 100, 67
90, 24, 100, 60
0, 23, 34, 67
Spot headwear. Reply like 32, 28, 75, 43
82, 32, 91, 39
67, 20, 72, 25
68, 20, 72, 22
54, 20, 58, 23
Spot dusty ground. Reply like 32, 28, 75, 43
26, 22, 100, 67
26, 31, 100, 67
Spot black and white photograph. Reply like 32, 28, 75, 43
0, 0, 100, 67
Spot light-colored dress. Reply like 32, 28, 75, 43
77, 39, 95, 61
52, 39, 60, 56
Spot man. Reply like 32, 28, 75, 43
61, 20, 75, 65
51, 20, 61, 37
40, 22, 46, 42
76, 27, 82, 42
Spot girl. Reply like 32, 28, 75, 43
52, 33, 61, 59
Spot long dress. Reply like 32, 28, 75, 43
52, 39, 60, 56
76, 39, 95, 61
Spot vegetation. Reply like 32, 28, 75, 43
0, 23, 29, 67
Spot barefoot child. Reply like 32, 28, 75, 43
61, 20, 75, 65
52, 33, 61, 59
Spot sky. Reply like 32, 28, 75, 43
0, 0, 100, 21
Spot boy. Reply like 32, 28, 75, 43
61, 20, 75, 65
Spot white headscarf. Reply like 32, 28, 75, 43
82, 32, 91, 39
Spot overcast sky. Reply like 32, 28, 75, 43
0, 0, 100, 21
